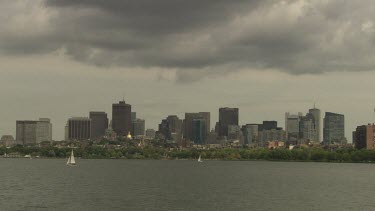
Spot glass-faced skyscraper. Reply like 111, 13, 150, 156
112, 100, 131, 137
323, 112, 345, 144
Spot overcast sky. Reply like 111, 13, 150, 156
2, 0, 375, 141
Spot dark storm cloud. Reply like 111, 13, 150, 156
2, 0, 375, 79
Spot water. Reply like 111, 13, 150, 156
1, 159, 375, 211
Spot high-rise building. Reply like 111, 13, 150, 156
308, 107, 321, 142
285, 112, 302, 140
192, 119, 206, 145
299, 113, 317, 142
184, 112, 210, 141
112, 100, 131, 137
89, 111, 108, 140
353, 124, 375, 149
132, 118, 145, 136
218, 107, 239, 137
36, 118, 52, 143
16, 118, 52, 145
66, 117, 91, 141
228, 125, 241, 140
262, 121, 277, 130
241, 124, 259, 145
158, 115, 183, 141
323, 112, 345, 144
131, 112, 136, 121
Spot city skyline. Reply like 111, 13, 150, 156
2, 1, 375, 141
1, 99, 370, 143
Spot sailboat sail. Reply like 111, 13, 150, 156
67, 149, 76, 166
70, 149, 76, 164
198, 155, 202, 162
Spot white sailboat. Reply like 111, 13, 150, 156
66, 149, 76, 166
198, 154, 203, 162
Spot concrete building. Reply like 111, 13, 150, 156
89, 111, 108, 140
112, 100, 132, 137
353, 124, 375, 149
184, 112, 210, 141
227, 125, 241, 140
16, 118, 52, 145
262, 121, 277, 131
323, 112, 345, 144
158, 115, 183, 141
145, 129, 156, 139
241, 124, 259, 145
1, 135, 16, 147
132, 118, 145, 136
66, 117, 91, 141
258, 128, 286, 147
218, 107, 238, 137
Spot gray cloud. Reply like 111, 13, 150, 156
1, 0, 375, 80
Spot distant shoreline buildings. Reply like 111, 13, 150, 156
5, 99, 375, 149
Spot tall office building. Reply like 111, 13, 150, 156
112, 100, 131, 136
66, 117, 91, 141
131, 112, 137, 121
158, 115, 183, 141
353, 124, 375, 149
285, 112, 302, 140
16, 118, 52, 145
184, 112, 210, 141
192, 119, 206, 144
308, 107, 321, 143
241, 124, 259, 145
218, 107, 239, 137
299, 113, 317, 142
132, 118, 145, 136
323, 112, 345, 144
89, 111, 108, 140
145, 129, 156, 139
262, 121, 277, 130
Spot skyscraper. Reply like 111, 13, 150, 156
66, 117, 91, 141
112, 100, 131, 136
132, 118, 145, 137
184, 112, 210, 141
299, 113, 317, 142
323, 112, 345, 144
241, 124, 259, 145
308, 107, 321, 142
353, 124, 375, 149
89, 111, 108, 140
285, 112, 302, 140
192, 119, 206, 144
218, 107, 239, 137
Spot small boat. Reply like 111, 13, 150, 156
66, 149, 76, 166
198, 155, 203, 163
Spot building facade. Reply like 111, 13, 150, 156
353, 124, 375, 149
323, 112, 345, 144
132, 118, 145, 137
192, 119, 206, 145
112, 100, 132, 137
218, 107, 239, 137
89, 111, 108, 140
16, 118, 52, 145
184, 112, 210, 141
66, 117, 91, 141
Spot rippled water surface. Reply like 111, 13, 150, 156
1, 159, 375, 210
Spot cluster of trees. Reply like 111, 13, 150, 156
2, 145, 375, 162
